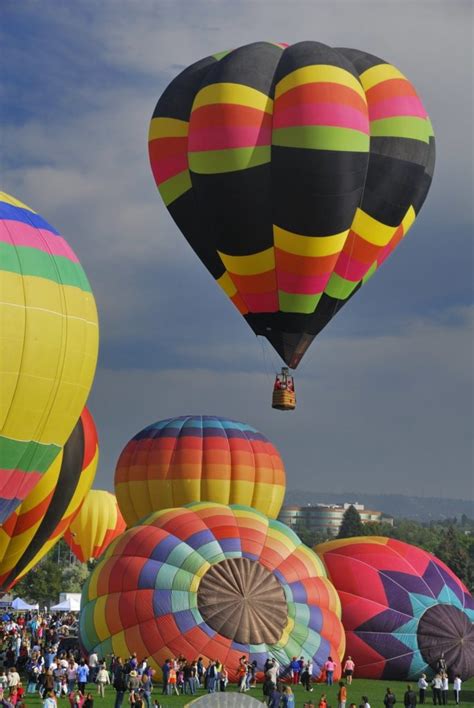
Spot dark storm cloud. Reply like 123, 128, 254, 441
2, 0, 472, 498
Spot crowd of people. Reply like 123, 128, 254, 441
0, 612, 467, 707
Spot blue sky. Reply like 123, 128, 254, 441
2, 0, 473, 499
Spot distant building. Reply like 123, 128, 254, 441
278, 502, 393, 537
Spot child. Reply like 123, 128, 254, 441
338, 680, 347, 708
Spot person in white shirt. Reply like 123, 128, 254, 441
441, 673, 449, 705
418, 673, 428, 704
453, 674, 462, 705
89, 652, 98, 682
8, 667, 20, 688
431, 674, 442, 705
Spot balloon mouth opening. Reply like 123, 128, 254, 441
417, 603, 474, 679
197, 556, 288, 645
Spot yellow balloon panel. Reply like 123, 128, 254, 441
0, 192, 99, 523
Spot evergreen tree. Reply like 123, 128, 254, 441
337, 505, 364, 538
436, 525, 472, 586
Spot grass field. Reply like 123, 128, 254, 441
23, 678, 474, 707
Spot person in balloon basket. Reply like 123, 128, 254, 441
417, 674, 428, 704
324, 656, 336, 686
404, 684, 417, 708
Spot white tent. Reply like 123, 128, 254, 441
50, 596, 81, 612
11, 597, 39, 611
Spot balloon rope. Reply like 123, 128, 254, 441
259, 337, 274, 384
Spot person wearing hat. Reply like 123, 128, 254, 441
127, 672, 140, 693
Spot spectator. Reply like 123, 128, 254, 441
324, 656, 336, 686
95, 665, 110, 699
453, 674, 461, 705
338, 680, 347, 708
404, 684, 417, 708
343, 656, 355, 684
282, 685, 295, 707
43, 690, 57, 708
418, 674, 428, 704
384, 687, 396, 707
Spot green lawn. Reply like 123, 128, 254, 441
24, 678, 474, 707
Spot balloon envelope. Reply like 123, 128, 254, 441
81, 503, 344, 682
0, 407, 98, 589
0, 192, 99, 522
317, 537, 474, 680
64, 490, 126, 563
149, 41, 435, 368
115, 415, 286, 526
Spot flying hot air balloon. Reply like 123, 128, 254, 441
0, 192, 99, 519
64, 490, 126, 563
114, 415, 286, 526
0, 407, 98, 590
148, 41, 435, 408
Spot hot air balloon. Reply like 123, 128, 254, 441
0, 407, 98, 589
115, 416, 286, 526
316, 537, 474, 680
64, 490, 126, 563
81, 503, 344, 682
0, 192, 99, 521
148, 41, 435, 406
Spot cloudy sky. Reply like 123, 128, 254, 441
2, 1, 473, 499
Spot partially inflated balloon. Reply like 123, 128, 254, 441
149, 41, 434, 368
0, 192, 99, 522
0, 408, 98, 589
81, 503, 344, 681
317, 537, 474, 680
65, 490, 126, 563
115, 416, 286, 526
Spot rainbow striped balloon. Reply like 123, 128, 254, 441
81, 503, 344, 682
0, 192, 99, 522
115, 416, 286, 525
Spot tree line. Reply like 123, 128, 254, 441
9, 510, 474, 607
